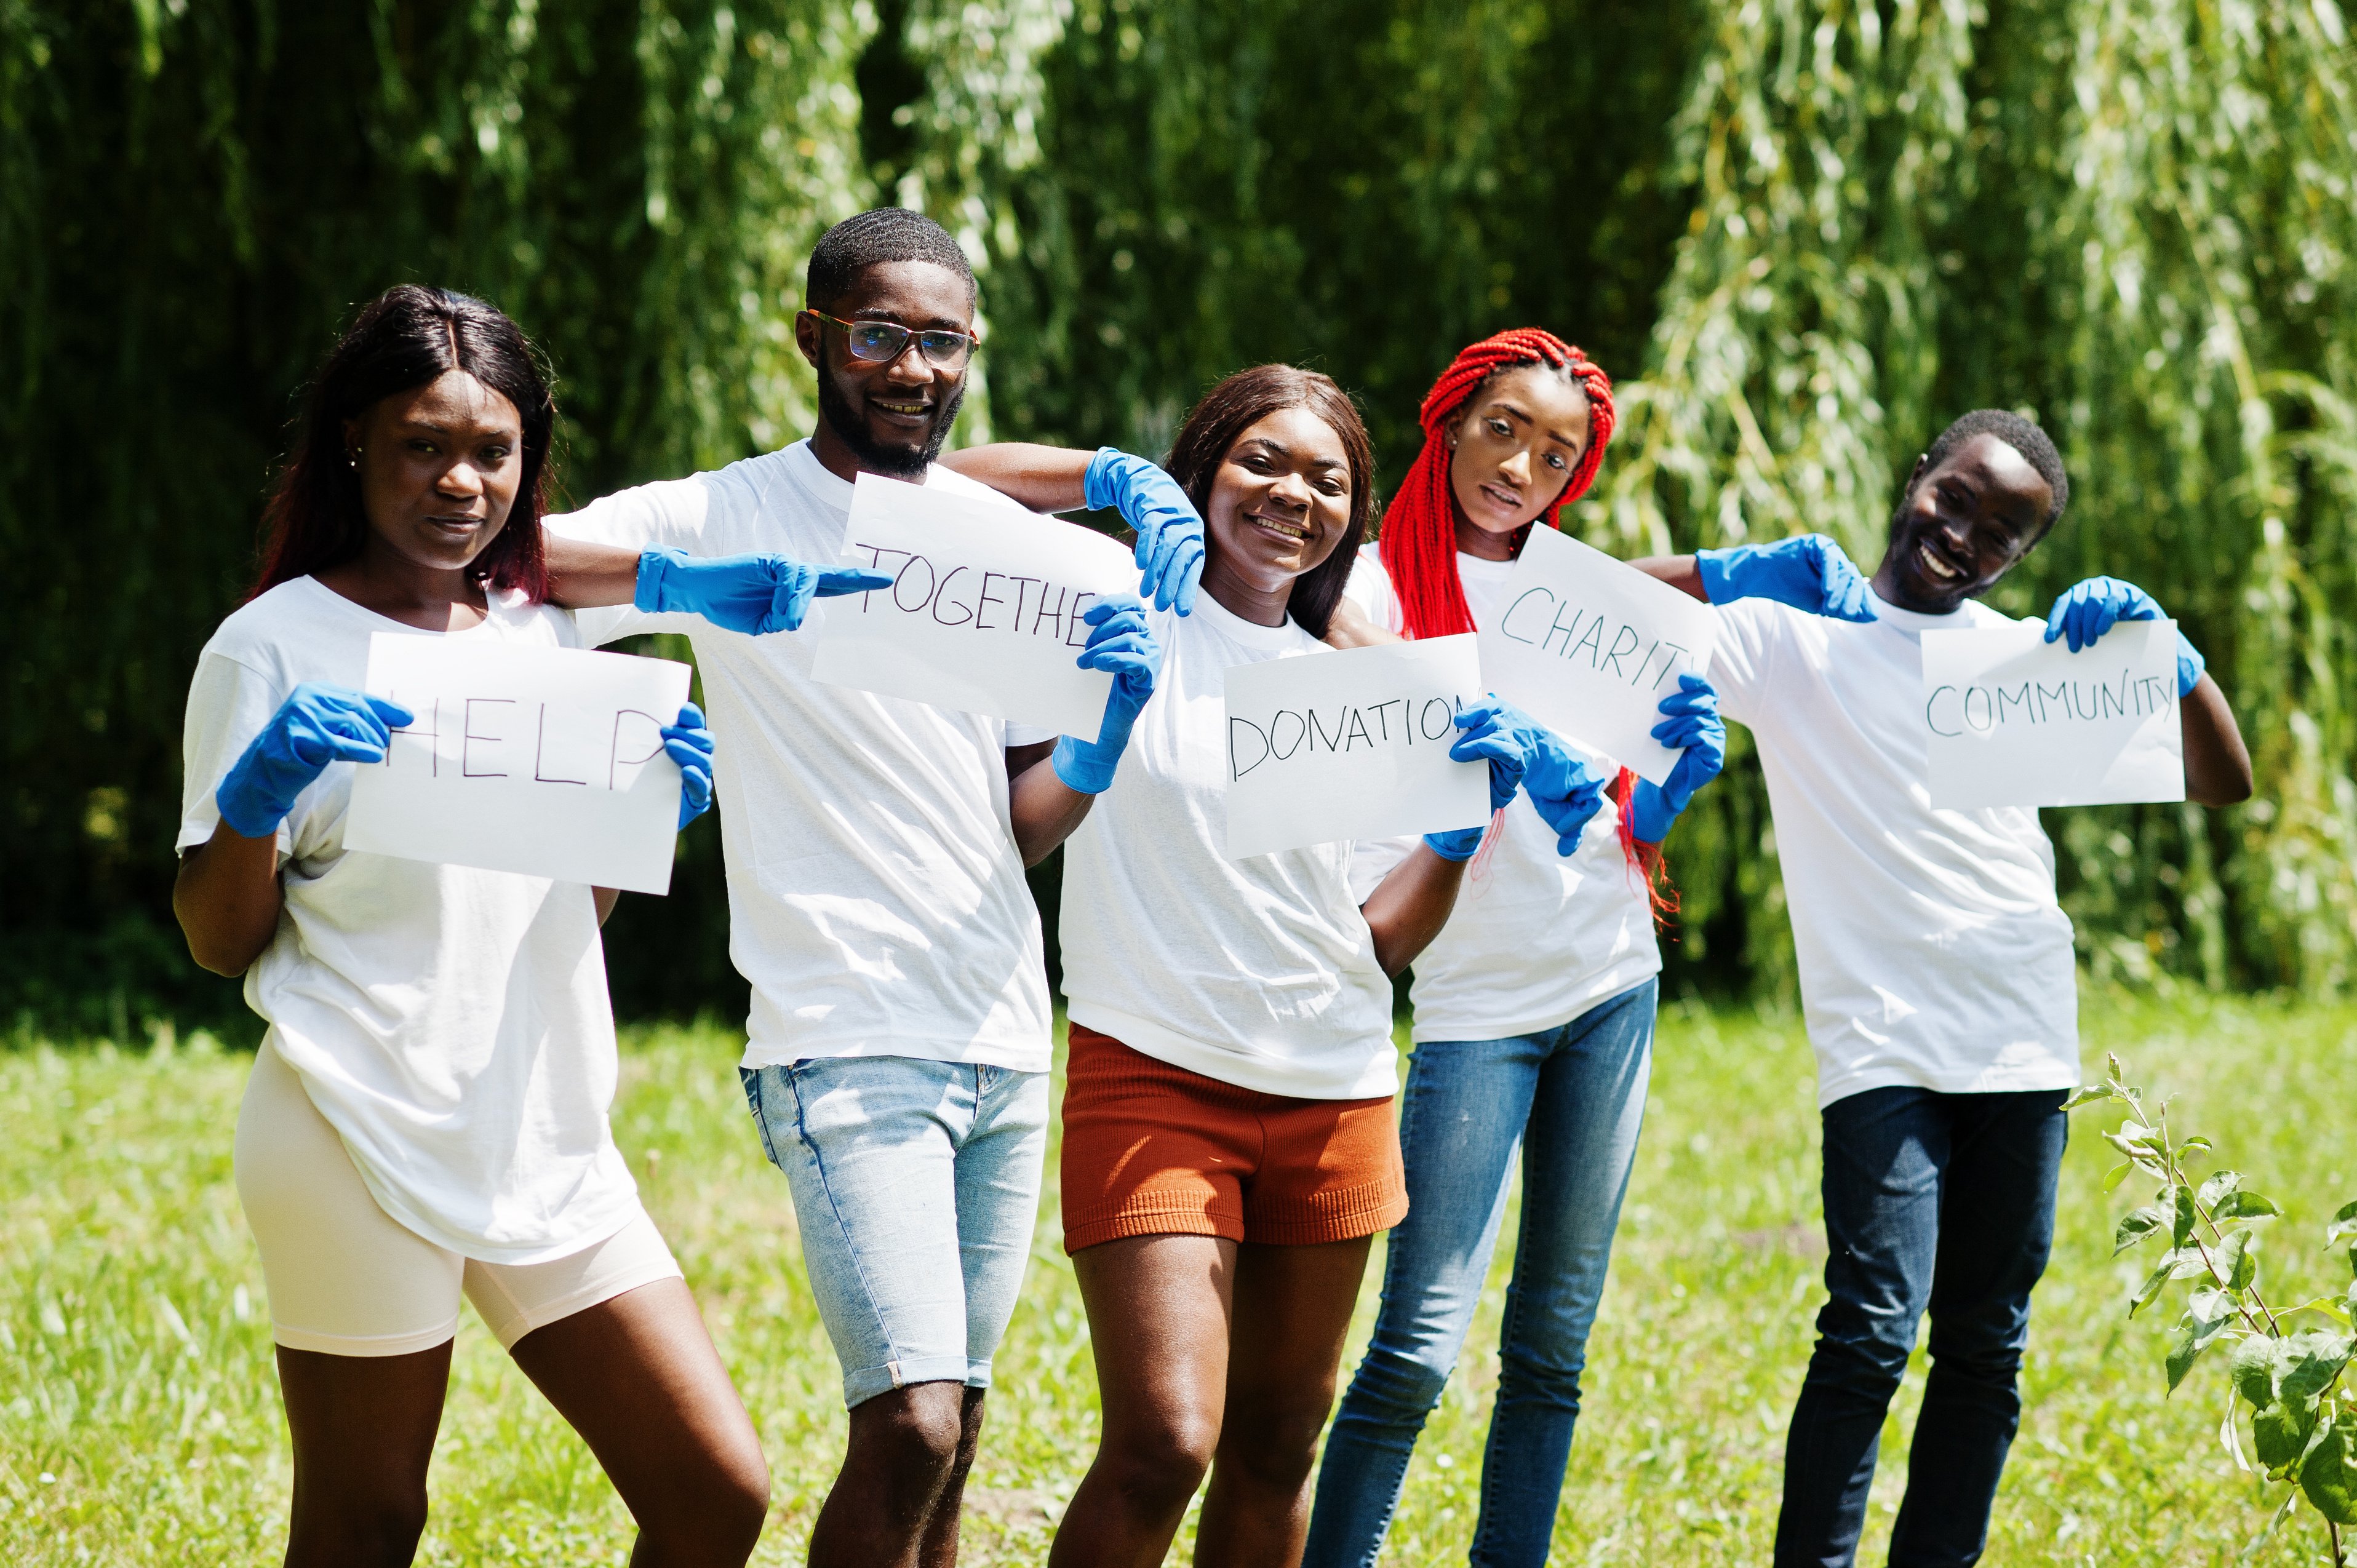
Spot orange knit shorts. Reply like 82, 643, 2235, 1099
1059, 1024, 1409, 1253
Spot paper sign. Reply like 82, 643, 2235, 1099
1222, 635, 1490, 859
810, 472, 1141, 736
345, 634, 693, 894
1920, 620, 2185, 808
1477, 525, 1720, 784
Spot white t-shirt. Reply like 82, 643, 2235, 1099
1710, 589, 2080, 1107
1342, 544, 1661, 1042
1060, 595, 1398, 1100
177, 578, 641, 1265
550, 439, 1055, 1074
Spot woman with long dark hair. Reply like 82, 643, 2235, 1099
172, 285, 768, 1567
1302, 329, 1725, 1567
960, 365, 1539, 1565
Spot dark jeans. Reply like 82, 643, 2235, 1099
1774, 1086, 2067, 1568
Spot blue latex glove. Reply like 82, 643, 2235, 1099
1053, 597, 1162, 794
2042, 575, 2205, 696
1087, 448, 1205, 615
1696, 535, 1876, 623
661, 702, 716, 830
1521, 730, 1614, 858
1424, 697, 1531, 861
215, 683, 415, 838
1629, 674, 1726, 844
636, 547, 893, 635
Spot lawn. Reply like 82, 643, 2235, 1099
3, 992, 2351, 1566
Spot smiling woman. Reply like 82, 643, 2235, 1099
1300, 328, 1740, 1568
1160, 363, 1373, 639
167, 285, 757, 1568
1040, 364, 1539, 1568
252, 286, 556, 615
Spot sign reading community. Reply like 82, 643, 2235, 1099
1920, 619, 2185, 808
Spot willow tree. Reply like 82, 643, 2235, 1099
10, 0, 2352, 1025
0, 0, 1056, 1031
977, 0, 1707, 469
2014, 0, 2357, 992
1600, 0, 2357, 992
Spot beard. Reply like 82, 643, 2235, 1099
815, 352, 967, 479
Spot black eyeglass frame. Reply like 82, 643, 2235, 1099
805, 309, 982, 369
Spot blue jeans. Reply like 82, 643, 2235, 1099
1774, 1086, 2067, 1568
739, 1056, 1048, 1409
1305, 979, 1658, 1568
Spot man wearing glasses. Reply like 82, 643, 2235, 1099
541, 208, 1200, 1567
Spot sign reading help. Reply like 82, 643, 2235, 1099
1477, 525, 1721, 784
810, 472, 1141, 738
1222, 634, 1490, 860
345, 634, 693, 894
1920, 619, 2185, 808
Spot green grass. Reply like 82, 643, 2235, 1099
3, 993, 2352, 1565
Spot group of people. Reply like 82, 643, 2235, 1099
174, 207, 2254, 1568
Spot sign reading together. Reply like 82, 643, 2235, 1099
809, 472, 1139, 738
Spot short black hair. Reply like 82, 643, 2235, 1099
1915, 408, 2071, 532
806, 208, 976, 312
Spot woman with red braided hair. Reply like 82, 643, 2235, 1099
1303, 330, 1726, 1567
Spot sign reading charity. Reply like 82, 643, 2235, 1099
345, 633, 693, 894
810, 472, 1141, 737
1919, 619, 2186, 808
1222, 635, 1490, 860
1476, 525, 1720, 784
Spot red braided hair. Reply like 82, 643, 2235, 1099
1379, 329, 1613, 640
1376, 329, 1673, 917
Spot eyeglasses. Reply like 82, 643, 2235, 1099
808, 311, 981, 370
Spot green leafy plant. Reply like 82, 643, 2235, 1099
2069, 1055, 2357, 1565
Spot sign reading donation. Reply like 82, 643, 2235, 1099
810, 472, 1141, 737
1920, 619, 2185, 809
1477, 524, 1720, 784
345, 634, 693, 894
1222, 634, 1490, 861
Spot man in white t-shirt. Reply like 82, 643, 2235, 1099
537, 210, 1181, 1568
1635, 410, 2251, 1567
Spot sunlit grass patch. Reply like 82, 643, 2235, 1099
3, 993, 2350, 1564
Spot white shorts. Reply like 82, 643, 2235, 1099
234, 1042, 682, 1358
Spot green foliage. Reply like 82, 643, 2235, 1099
978, 0, 1707, 466
7, 1, 2357, 1020
2311, 1419, 2357, 1527
0, 0, 1059, 1029
986, 0, 2357, 1001
2070, 1053, 2357, 1563
0, 0, 880, 1024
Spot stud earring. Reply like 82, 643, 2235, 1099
347, 449, 360, 469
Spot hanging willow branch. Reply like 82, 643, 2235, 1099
1598, 0, 1978, 565
7, 0, 2354, 1019
0, 0, 884, 1029
1596, 0, 2357, 993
